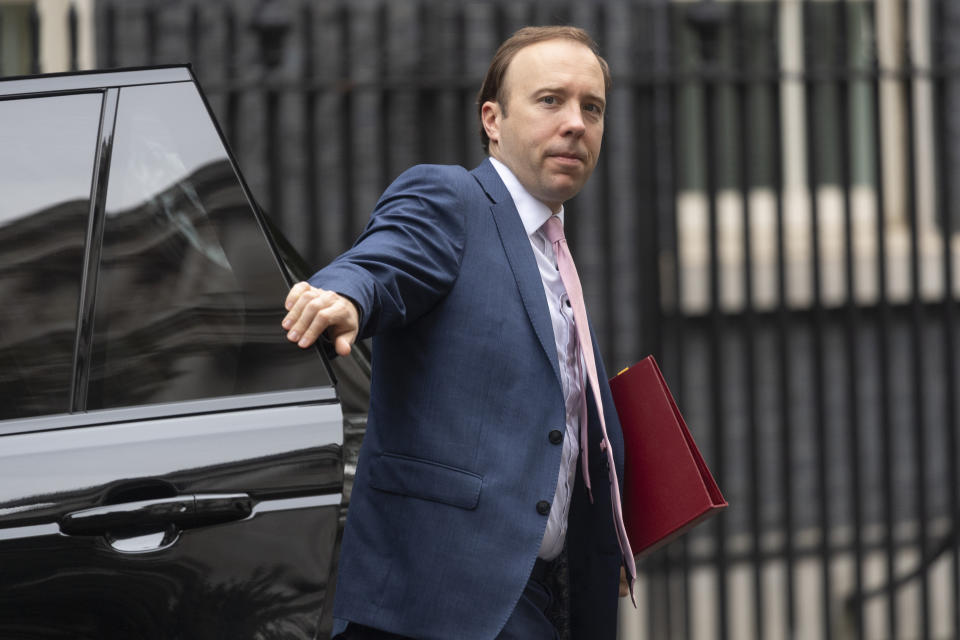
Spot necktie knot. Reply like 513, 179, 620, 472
542, 215, 565, 246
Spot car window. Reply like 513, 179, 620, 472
0, 93, 101, 420
87, 81, 331, 410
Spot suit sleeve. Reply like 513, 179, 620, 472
308, 164, 469, 339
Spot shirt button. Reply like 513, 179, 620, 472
549, 430, 563, 444
536, 500, 551, 515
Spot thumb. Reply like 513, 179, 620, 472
334, 328, 358, 357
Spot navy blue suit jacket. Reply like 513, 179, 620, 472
311, 159, 626, 640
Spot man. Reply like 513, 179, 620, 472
282, 26, 630, 640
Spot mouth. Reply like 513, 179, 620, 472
547, 151, 586, 165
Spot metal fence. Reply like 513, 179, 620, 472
5, 0, 960, 638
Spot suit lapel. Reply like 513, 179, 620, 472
472, 160, 561, 386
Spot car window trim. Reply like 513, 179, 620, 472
0, 66, 192, 98
0, 386, 337, 437
70, 87, 118, 412
185, 67, 341, 385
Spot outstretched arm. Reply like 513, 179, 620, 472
285, 164, 470, 346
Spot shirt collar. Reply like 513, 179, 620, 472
489, 156, 565, 238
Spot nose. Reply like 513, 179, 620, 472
561, 102, 587, 137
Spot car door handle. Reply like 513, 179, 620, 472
59, 493, 252, 535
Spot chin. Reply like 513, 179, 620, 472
546, 183, 582, 203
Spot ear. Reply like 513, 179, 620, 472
481, 101, 502, 147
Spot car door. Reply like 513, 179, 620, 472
0, 68, 345, 639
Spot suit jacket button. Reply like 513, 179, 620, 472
549, 430, 563, 444
536, 500, 551, 515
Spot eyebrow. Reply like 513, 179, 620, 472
533, 86, 606, 107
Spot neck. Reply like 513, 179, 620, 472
487, 154, 563, 214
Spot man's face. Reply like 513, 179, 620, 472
482, 39, 606, 213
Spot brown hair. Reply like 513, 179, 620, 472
476, 26, 612, 153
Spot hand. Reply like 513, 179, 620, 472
282, 282, 359, 356
619, 566, 629, 597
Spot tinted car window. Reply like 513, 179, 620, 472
0, 93, 101, 420
87, 82, 331, 409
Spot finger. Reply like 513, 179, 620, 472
294, 316, 328, 349
295, 299, 345, 348
283, 283, 315, 330
332, 296, 360, 355
286, 287, 334, 340
333, 326, 359, 357
297, 295, 359, 349
284, 281, 311, 311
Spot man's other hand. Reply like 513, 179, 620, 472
282, 282, 359, 356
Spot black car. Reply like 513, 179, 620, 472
0, 65, 368, 639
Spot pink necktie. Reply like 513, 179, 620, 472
543, 215, 637, 603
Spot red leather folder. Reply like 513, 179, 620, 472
609, 355, 727, 557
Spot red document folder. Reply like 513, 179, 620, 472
609, 355, 728, 557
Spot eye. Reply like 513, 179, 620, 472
584, 103, 604, 116
540, 96, 557, 105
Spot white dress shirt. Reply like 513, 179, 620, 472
489, 157, 584, 561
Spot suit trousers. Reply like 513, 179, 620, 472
334, 560, 559, 640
